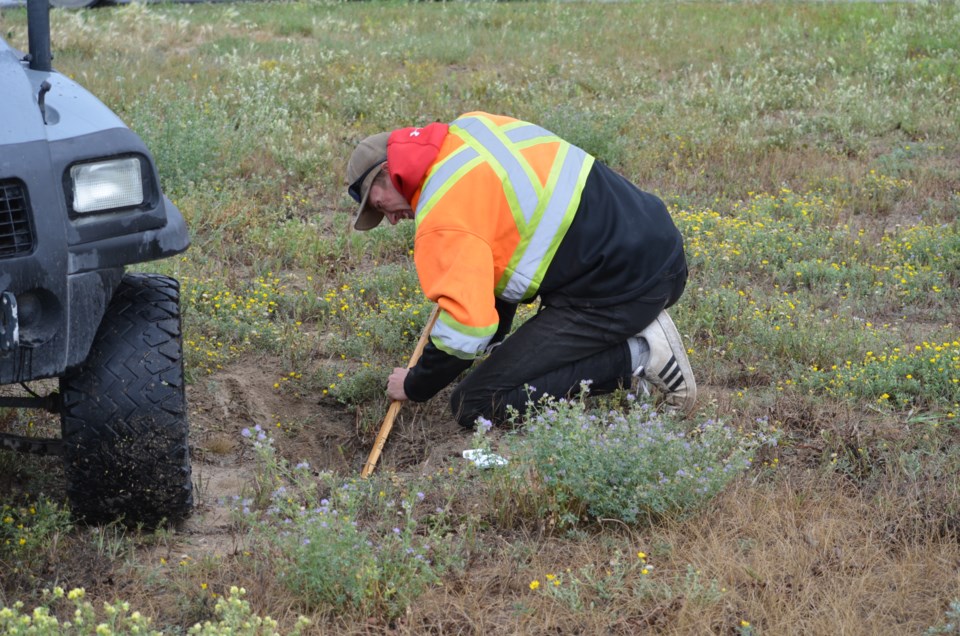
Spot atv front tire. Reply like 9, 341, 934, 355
60, 273, 193, 526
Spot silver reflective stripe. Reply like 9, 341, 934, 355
451, 116, 540, 225
416, 145, 480, 224
505, 123, 553, 145
420, 114, 594, 303
431, 312, 494, 359
501, 145, 593, 300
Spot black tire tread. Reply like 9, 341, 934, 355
60, 273, 192, 526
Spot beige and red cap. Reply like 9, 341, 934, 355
346, 132, 391, 231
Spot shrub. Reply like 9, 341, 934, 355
926, 600, 960, 635
475, 389, 779, 527
238, 428, 461, 620
0, 498, 72, 560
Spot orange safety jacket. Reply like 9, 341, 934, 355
406, 112, 595, 360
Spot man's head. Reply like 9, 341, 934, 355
346, 132, 392, 231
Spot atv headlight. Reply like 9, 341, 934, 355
70, 158, 144, 214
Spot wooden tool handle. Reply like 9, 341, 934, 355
361, 305, 441, 478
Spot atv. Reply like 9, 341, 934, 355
0, 0, 193, 526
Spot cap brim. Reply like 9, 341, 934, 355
352, 165, 385, 231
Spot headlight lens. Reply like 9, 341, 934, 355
70, 158, 144, 213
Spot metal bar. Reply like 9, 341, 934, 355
0, 394, 60, 412
26, 0, 53, 72
0, 432, 62, 456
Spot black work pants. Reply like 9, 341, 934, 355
449, 262, 688, 428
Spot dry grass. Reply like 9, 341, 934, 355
370, 474, 960, 636
663, 477, 957, 635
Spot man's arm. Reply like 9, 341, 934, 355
396, 298, 517, 402
487, 298, 517, 352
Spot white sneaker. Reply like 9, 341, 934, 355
633, 310, 697, 415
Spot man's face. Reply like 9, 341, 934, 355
369, 164, 414, 225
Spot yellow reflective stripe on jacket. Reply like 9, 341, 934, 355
450, 115, 541, 227
414, 113, 595, 357
478, 119, 594, 299
431, 309, 497, 360
415, 147, 482, 228
503, 142, 593, 300
442, 114, 592, 302
503, 120, 559, 146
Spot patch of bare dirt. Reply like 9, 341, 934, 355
171, 354, 471, 557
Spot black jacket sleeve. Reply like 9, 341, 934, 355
403, 298, 518, 402
489, 298, 518, 347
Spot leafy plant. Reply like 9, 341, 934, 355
0, 586, 308, 636
0, 497, 72, 560
474, 389, 779, 527
238, 428, 464, 620
926, 600, 960, 636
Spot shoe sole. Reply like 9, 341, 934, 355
653, 311, 697, 414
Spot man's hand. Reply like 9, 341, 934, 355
386, 367, 409, 401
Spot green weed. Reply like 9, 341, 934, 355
926, 600, 960, 635
473, 389, 779, 528
0, 586, 308, 636
236, 427, 467, 621
0, 498, 71, 561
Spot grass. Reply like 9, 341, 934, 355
0, 0, 959, 633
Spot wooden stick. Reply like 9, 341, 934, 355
361, 304, 441, 478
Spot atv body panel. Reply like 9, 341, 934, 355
0, 34, 189, 384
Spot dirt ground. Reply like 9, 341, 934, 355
179, 353, 475, 557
